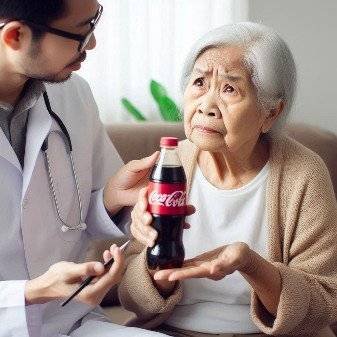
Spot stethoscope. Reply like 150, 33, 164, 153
42, 92, 86, 232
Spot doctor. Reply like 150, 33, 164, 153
0, 0, 167, 336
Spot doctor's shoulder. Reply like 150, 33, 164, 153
44, 74, 99, 120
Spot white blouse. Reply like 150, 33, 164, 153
166, 163, 269, 334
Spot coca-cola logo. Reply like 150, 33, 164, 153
149, 190, 186, 208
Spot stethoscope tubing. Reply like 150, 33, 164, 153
41, 92, 86, 232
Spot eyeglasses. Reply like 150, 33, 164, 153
0, 4, 103, 53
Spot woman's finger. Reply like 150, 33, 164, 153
154, 264, 207, 281
185, 205, 196, 216
131, 201, 156, 245
140, 213, 156, 236
183, 222, 191, 229
183, 246, 223, 265
168, 265, 211, 281
130, 224, 147, 245
154, 269, 178, 281
131, 223, 152, 246
134, 191, 157, 237
134, 204, 151, 225
133, 209, 157, 245
137, 187, 148, 212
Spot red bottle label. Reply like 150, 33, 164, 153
148, 182, 186, 215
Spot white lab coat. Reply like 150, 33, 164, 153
0, 75, 166, 337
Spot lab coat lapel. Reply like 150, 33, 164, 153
22, 94, 52, 200
0, 127, 22, 172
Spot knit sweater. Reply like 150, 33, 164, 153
118, 135, 337, 336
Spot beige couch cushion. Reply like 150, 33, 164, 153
106, 122, 185, 163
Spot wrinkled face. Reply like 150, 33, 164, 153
183, 46, 267, 153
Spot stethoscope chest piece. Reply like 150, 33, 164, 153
61, 223, 87, 233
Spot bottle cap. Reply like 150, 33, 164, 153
160, 137, 178, 147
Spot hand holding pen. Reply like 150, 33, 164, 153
62, 240, 130, 306
25, 241, 128, 307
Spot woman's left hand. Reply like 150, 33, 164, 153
154, 242, 251, 282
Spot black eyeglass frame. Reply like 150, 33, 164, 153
0, 4, 103, 53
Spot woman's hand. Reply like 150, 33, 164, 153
154, 242, 251, 282
25, 244, 125, 306
154, 242, 282, 316
130, 187, 195, 248
103, 152, 160, 215
130, 187, 195, 295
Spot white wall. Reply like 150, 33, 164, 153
78, 0, 249, 124
248, 0, 337, 133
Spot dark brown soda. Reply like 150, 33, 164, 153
150, 165, 186, 184
147, 165, 186, 270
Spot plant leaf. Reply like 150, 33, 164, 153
121, 98, 147, 121
150, 80, 167, 103
158, 96, 182, 121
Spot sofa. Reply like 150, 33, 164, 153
88, 122, 337, 332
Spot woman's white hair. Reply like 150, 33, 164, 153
181, 22, 297, 132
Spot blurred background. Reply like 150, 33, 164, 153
79, 0, 337, 133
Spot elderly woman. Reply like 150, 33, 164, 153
118, 22, 337, 337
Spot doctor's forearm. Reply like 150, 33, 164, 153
239, 249, 282, 316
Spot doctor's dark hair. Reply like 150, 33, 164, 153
0, 0, 66, 40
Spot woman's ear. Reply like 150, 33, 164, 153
261, 100, 284, 133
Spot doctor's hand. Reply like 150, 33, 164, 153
25, 244, 125, 306
103, 152, 159, 215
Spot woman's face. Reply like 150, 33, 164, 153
184, 46, 272, 153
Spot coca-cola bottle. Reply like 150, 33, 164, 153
147, 137, 186, 270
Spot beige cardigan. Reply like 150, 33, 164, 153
118, 135, 337, 336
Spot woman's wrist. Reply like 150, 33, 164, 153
237, 246, 256, 275
238, 247, 281, 316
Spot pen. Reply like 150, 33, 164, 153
61, 240, 130, 307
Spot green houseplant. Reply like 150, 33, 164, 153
121, 80, 182, 122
